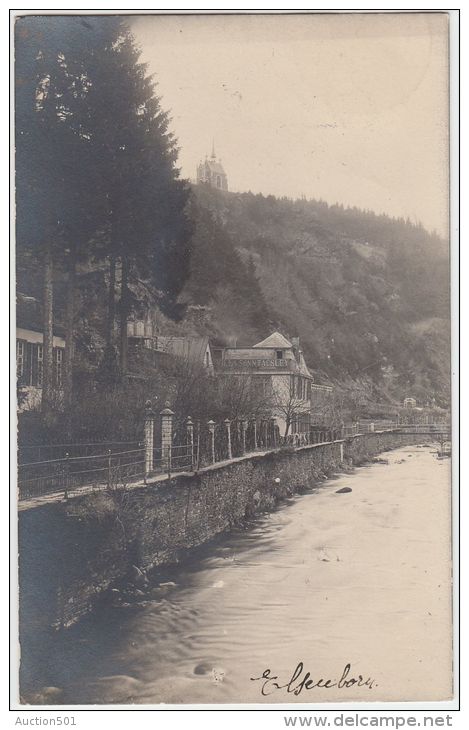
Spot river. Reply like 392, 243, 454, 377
23, 444, 452, 705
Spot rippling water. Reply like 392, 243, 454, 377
24, 445, 452, 705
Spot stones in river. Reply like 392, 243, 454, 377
335, 486, 352, 494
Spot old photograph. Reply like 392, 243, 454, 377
14, 11, 453, 706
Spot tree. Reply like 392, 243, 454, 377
313, 388, 346, 429
16, 17, 93, 417
16, 15, 193, 431
213, 374, 273, 422
270, 375, 311, 438
184, 199, 270, 341
80, 17, 192, 370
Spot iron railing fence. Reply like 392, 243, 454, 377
19, 417, 447, 503
150, 443, 195, 477
395, 423, 450, 433
18, 440, 142, 466
18, 447, 146, 501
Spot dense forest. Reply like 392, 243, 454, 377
184, 185, 450, 406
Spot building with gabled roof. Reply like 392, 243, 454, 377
215, 332, 329, 437
156, 336, 214, 373
253, 332, 293, 349
126, 316, 214, 375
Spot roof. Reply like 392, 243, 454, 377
16, 293, 65, 338
205, 159, 227, 176
253, 332, 293, 349
297, 350, 312, 379
156, 336, 211, 365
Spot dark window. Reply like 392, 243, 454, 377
276, 350, 283, 360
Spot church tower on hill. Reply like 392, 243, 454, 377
196, 142, 228, 191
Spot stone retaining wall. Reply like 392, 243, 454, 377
18, 432, 431, 636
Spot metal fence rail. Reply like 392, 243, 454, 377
15, 424, 369, 501
18, 413, 449, 502
18, 447, 146, 500
18, 440, 142, 466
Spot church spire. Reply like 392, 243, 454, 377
196, 141, 228, 190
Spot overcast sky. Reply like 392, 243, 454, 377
132, 13, 448, 236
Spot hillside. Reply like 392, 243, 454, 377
184, 185, 450, 407
16, 183, 450, 411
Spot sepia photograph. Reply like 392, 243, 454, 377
13, 10, 455, 708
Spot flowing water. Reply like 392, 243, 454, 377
24, 445, 452, 705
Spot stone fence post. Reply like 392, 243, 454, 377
160, 403, 174, 479
186, 416, 194, 470
207, 420, 216, 464
144, 400, 155, 480
224, 419, 232, 460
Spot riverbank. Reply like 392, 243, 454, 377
20, 444, 452, 704
18, 432, 438, 639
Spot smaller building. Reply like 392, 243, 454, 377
16, 294, 65, 411
196, 144, 228, 190
156, 336, 214, 374
403, 397, 417, 409
127, 318, 214, 374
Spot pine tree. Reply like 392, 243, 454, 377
16, 15, 193, 420
79, 17, 192, 370
16, 17, 85, 416
16, 16, 107, 422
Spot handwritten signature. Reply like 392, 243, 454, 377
251, 662, 377, 697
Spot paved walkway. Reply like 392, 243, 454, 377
17, 448, 278, 512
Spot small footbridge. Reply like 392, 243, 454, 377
394, 423, 451, 442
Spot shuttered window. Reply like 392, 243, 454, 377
16, 339, 64, 388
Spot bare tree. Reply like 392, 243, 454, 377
313, 390, 346, 429
270, 377, 311, 438
213, 374, 273, 422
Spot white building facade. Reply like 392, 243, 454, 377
217, 332, 314, 437
16, 327, 65, 411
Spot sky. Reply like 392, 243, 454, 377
132, 12, 449, 236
